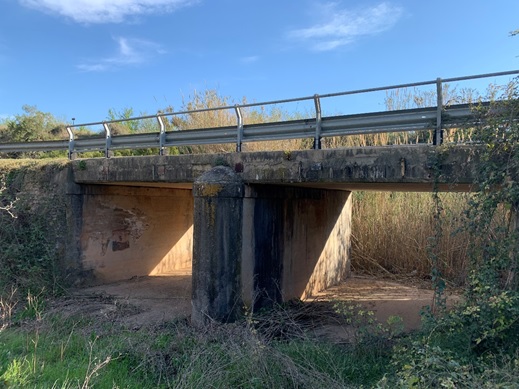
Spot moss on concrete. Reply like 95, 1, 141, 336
0, 158, 73, 296
199, 183, 223, 197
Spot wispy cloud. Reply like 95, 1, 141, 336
288, 2, 404, 51
240, 55, 260, 64
19, 0, 199, 24
77, 37, 165, 72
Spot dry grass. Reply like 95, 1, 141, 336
351, 192, 471, 285
247, 300, 347, 341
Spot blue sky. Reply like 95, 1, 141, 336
0, 0, 518, 126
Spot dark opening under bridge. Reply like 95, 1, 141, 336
1, 70, 517, 325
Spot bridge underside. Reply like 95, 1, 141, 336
78, 185, 193, 283
76, 177, 352, 325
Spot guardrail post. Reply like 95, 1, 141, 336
157, 115, 167, 156
313, 94, 322, 150
434, 78, 443, 146
235, 105, 243, 152
66, 126, 76, 160
102, 123, 112, 158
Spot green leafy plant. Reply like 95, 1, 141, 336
333, 301, 405, 342
0, 164, 68, 298
383, 78, 519, 388
0, 358, 32, 387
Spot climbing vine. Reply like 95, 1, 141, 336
466, 81, 519, 295
0, 163, 69, 297
429, 79, 519, 352
426, 151, 447, 315
384, 78, 519, 389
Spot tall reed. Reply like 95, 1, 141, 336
351, 191, 471, 285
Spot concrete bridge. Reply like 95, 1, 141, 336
65, 145, 478, 325
4, 70, 511, 325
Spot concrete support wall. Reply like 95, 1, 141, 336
192, 166, 352, 324
242, 186, 352, 310
282, 189, 352, 300
80, 185, 193, 283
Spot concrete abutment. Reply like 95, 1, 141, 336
78, 185, 193, 283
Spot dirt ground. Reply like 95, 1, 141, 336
54, 271, 461, 333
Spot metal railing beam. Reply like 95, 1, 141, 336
0, 102, 500, 154
0, 70, 516, 158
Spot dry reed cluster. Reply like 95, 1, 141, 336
351, 192, 471, 284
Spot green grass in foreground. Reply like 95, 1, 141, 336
0, 301, 394, 389
1, 299, 519, 388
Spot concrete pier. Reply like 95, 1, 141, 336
191, 166, 352, 325
241, 185, 352, 310
192, 166, 244, 324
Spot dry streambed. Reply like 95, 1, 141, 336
48, 273, 461, 337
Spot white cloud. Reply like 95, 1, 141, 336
19, 0, 199, 23
77, 36, 165, 72
288, 2, 404, 51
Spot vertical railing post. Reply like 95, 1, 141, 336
313, 94, 322, 150
235, 105, 243, 152
102, 123, 112, 158
157, 115, 166, 156
66, 126, 75, 160
434, 78, 443, 146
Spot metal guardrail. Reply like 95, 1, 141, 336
1, 70, 517, 159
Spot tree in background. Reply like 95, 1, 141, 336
106, 107, 142, 135
0, 106, 69, 158
2, 105, 67, 143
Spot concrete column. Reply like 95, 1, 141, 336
192, 166, 244, 325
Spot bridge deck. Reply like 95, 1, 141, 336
72, 145, 479, 192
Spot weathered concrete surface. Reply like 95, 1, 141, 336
281, 188, 351, 300
242, 186, 352, 309
192, 166, 244, 325
1, 145, 484, 324
191, 166, 352, 324
71, 145, 480, 192
79, 185, 193, 283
